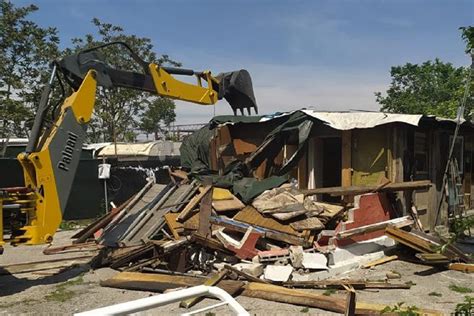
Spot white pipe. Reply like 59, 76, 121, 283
75, 285, 249, 316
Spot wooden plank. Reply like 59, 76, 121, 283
210, 215, 307, 246
242, 282, 372, 314
198, 183, 213, 237
448, 263, 474, 273
302, 180, 432, 197
345, 287, 356, 316
385, 226, 435, 253
101, 271, 244, 295
177, 185, 212, 222
233, 206, 300, 236
335, 216, 413, 240
101, 273, 442, 315
180, 269, 229, 308
361, 255, 399, 269
283, 279, 410, 289
164, 213, 182, 240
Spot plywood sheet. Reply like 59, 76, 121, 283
233, 206, 299, 236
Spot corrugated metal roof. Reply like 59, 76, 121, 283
301, 110, 424, 130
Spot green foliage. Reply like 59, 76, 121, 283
45, 275, 84, 302
460, 26, 474, 53
0, 0, 60, 139
323, 288, 337, 296
449, 284, 473, 294
140, 97, 176, 140
381, 302, 420, 315
68, 18, 180, 142
375, 58, 472, 119
455, 296, 473, 315
299, 307, 309, 313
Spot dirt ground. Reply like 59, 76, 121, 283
0, 229, 472, 315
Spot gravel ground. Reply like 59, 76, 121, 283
0, 230, 472, 315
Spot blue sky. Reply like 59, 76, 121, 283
18, 0, 474, 124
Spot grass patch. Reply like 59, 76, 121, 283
405, 280, 417, 286
381, 302, 420, 315
45, 276, 84, 302
449, 284, 472, 294
300, 307, 309, 313
428, 292, 442, 297
0, 299, 39, 309
455, 296, 473, 315
323, 289, 337, 296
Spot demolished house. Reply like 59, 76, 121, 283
45, 110, 472, 315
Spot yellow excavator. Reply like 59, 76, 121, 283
0, 42, 257, 252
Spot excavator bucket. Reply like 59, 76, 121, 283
217, 70, 258, 115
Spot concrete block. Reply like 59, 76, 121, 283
289, 246, 304, 268
258, 248, 290, 263
302, 252, 328, 270
264, 265, 293, 282
328, 236, 395, 266
232, 263, 264, 277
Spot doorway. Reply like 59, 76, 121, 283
322, 137, 342, 202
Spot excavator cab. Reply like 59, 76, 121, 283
57, 42, 258, 115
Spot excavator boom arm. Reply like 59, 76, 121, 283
1, 42, 257, 247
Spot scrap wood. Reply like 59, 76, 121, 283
385, 226, 437, 253
180, 269, 229, 308
416, 253, 451, 264
224, 264, 269, 284
336, 216, 413, 240
101, 272, 442, 315
43, 241, 103, 255
385, 226, 472, 263
283, 279, 410, 290
361, 255, 399, 269
0, 255, 94, 275
100, 271, 244, 296
233, 206, 300, 236
72, 196, 134, 243
343, 285, 356, 316
198, 183, 213, 237
109, 243, 157, 269
191, 233, 232, 254
448, 263, 474, 273
164, 213, 183, 240
302, 180, 432, 197
177, 184, 212, 222
210, 215, 308, 246
290, 216, 324, 231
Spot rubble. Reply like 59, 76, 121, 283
62, 174, 471, 315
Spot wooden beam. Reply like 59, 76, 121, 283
335, 216, 413, 240
361, 255, 399, 269
302, 180, 432, 197
177, 185, 212, 222
341, 130, 352, 187
180, 269, 228, 308
198, 182, 213, 238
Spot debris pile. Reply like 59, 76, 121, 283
35, 172, 472, 314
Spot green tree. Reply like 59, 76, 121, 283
376, 28, 473, 119
140, 97, 176, 140
460, 26, 474, 53
375, 59, 471, 119
0, 1, 60, 140
68, 18, 180, 142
